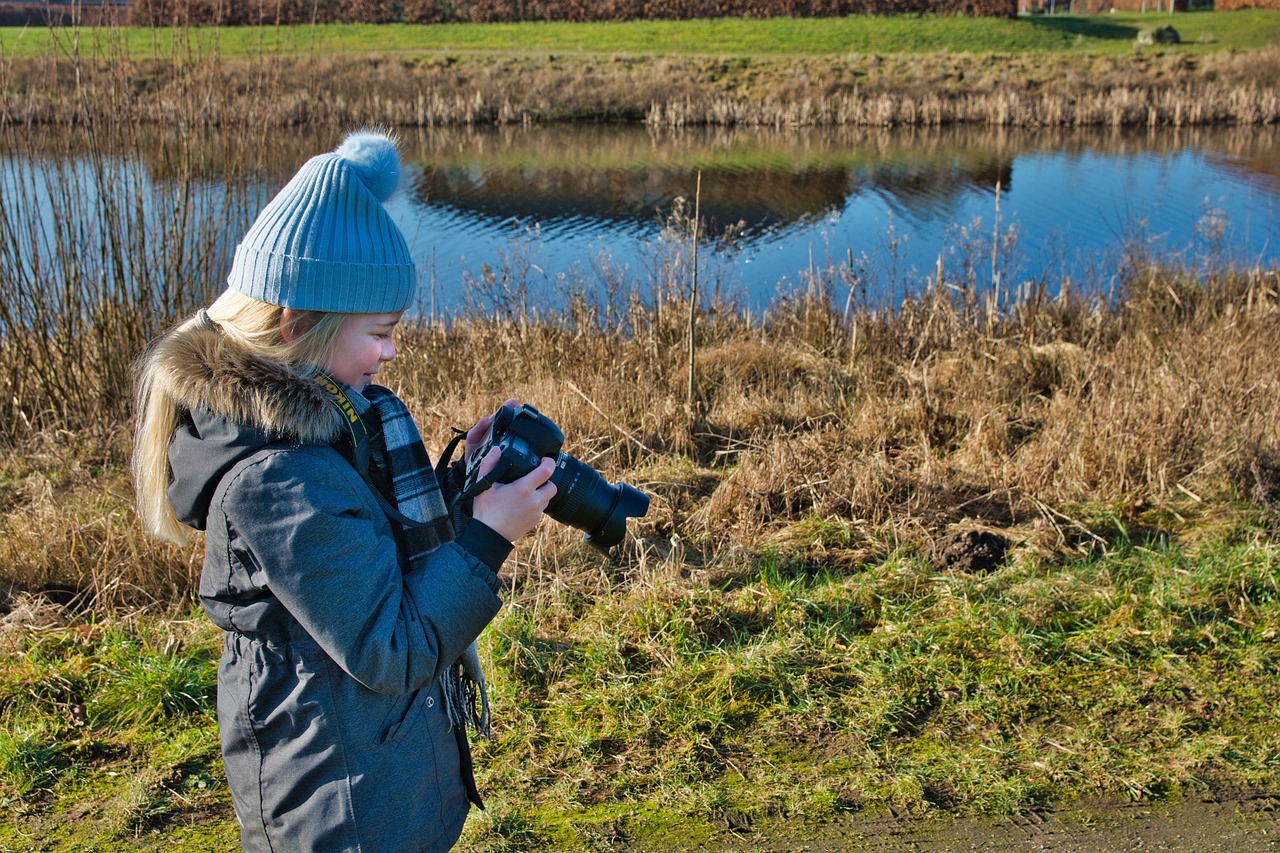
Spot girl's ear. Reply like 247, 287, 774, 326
280, 307, 302, 343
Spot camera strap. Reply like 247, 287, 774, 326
432, 425, 502, 504
437, 431, 503, 517
312, 373, 372, 476
313, 374, 448, 534
457, 470, 499, 502
435, 427, 487, 534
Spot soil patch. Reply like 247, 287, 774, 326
629, 795, 1280, 852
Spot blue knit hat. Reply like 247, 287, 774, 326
226, 129, 416, 313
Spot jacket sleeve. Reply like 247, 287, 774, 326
217, 445, 503, 695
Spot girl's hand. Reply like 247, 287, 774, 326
465, 398, 518, 465
470, 449, 557, 543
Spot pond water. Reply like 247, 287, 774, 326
393, 123, 1279, 314
3, 123, 1277, 317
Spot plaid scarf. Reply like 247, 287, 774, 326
324, 377, 491, 738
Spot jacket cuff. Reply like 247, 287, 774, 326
455, 518, 511, 594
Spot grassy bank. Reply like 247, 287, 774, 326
3, 11, 1280, 60
1, 249, 1278, 848
2, 13, 1279, 126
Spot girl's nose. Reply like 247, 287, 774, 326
382, 340, 397, 361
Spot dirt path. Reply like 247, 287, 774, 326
645, 796, 1280, 852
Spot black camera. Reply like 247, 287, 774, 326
464, 404, 649, 554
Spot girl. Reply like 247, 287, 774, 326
132, 130, 555, 852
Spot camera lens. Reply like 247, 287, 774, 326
545, 454, 650, 553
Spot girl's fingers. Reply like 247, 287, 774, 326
474, 446, 502, 478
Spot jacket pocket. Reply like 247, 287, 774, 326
377, 687, 434, 746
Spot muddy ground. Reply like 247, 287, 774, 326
625, 795, 1280, 852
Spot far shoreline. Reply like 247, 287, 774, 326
1, 12, 1279, 128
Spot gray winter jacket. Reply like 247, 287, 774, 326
156, 320, 508, 852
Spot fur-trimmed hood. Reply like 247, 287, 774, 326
154, 314, 347, 530
152, 313, 344, 445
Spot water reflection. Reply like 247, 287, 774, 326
397, 123, 1278, 311
407, 124, 1023, 240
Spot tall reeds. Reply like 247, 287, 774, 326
3, 42, 1279, 128
385, 241, 1280, 574
0, 118, 268, 442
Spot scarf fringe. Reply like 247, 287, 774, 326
442, 663, 492, 739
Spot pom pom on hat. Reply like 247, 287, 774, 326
335, 128, 402, 203
225, 128, 416, 314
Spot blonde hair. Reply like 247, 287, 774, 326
132, 289, 351, 545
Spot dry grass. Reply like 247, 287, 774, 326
383, 257, 1280, 604
1, 181, 1276, 614
3, 45, 1280, 128
0, 430, 202, 610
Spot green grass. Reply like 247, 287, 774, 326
1, 10, 1277, 62
89, 625, 217, 728
456, 510, 1280, 848
0, 614, 229, 849
0, 721, 67, 798
3, 505, 1277, 849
